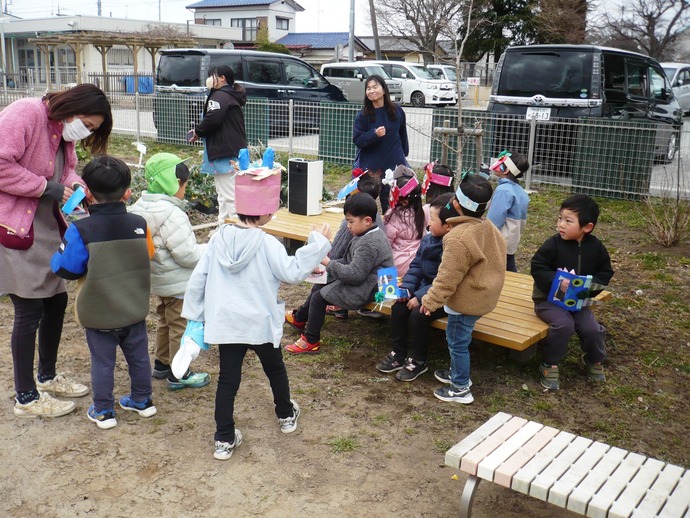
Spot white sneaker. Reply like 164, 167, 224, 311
14, 392, 76, 418
171, 336, 201, 380
36, 373, 89, 398
278, 400, 300, 434
214, 429, 243, 460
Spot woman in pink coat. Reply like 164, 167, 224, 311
0, 84, 112, 419
384, 171, 427, 278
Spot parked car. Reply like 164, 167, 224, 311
320, 62, 403, 104
661, 62, 690, 114
368, 60, 456, 107
427, 64, 468, 99
154, 48, 347, 140
489, 44, 683, 166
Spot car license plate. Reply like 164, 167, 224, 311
526, 107, 551, 120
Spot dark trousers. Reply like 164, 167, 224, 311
295, 283, 321, 323
215, 343, 293, 443
9, 292, 68, 394
534, 302, 607, 365
390, 301, 445, 363
304, 289, 331, 343
506, 254, 517, 273
85, 321, 152, 412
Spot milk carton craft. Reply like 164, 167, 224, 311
548, 269, 607, 312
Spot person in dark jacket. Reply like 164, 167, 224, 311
375, 193, 456, 382
352, 75, 409, 213
531, 194, 614, 391
191, 65, 248, 222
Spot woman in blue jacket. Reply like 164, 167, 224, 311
353, 75, 409, 213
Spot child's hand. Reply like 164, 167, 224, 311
407, 297, 420, 310
312, 267, 325, 275
315, 222, 332, 241
397, 295, 410, 303
419, 304, 431, 316
321, 256, 331, 266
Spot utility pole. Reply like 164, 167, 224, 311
348, 0, 354, 61
97, 0, 102, 16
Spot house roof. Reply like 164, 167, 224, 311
186, 0, 304, 11
276, 32, 370, 52
359, 36, 453, 57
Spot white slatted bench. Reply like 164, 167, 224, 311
445, 412, 689, 518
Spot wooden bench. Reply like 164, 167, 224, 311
363, 271, 611, 354
446, 412, 690, 518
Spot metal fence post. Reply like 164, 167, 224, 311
525, 115, 537, 191
135, 92, 141, 143
288, 99, 294, 157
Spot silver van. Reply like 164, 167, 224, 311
320, 62, 403, 104
661, 62, 690, 114
369, 60, 457, 107
427, 64, 468, 99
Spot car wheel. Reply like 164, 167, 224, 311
660, 131, 678, 163
410, 92, 425, 107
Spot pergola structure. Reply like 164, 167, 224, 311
28, 32, 198, 92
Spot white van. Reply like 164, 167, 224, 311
427, 64, 468, 98
368, 60, 457, 107
320, 62, 403, 104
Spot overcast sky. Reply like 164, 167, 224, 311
5, 0, 372, 33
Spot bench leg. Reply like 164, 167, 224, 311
459, 474, 480, 518
508, 344, 535, 364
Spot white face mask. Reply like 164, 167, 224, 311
205, 76, 215, 90
62, 118, 93, 142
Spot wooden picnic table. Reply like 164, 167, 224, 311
225, 207, 345, 243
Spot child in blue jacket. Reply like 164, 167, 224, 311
487, 151, 530, 272
375, 193, 457, 381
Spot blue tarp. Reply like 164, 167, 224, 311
124, 76, 153, 94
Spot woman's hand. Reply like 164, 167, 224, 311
375, 126, 386, 138
62, 185, 74, 204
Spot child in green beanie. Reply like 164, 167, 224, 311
129, 153, 210, 390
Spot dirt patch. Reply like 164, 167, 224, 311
1, 207, 688, 517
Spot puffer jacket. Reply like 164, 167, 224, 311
400, 233, 443, 302
129, 192, 206, 297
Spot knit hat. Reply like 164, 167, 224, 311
145, 153, 186, 196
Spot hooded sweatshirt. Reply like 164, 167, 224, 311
182, 224, 330, 346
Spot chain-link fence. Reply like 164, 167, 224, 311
2, 90, 687, 200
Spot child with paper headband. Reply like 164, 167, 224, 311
420, 174, 506, 404
486, 150, 530, 272
129, 152, 210, 390
181, 168, 332, 460
382, 165, 427, 278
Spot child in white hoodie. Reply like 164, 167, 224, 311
129, 153, 209, 390
181, 171, 332, 461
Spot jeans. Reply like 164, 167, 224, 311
534, 302, 606, 365
9, 292, 68, 394
390, 301, 445, 363
215, 343, 294, 443
446, 313, 480, 388
85, 321, 152, 412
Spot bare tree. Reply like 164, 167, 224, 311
534, 0, 588, 44
373, 0, 467, 65
599, 0, 690, 59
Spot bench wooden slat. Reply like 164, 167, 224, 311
631, 463, 686, 517
530, 436, 594, 501
477, 421, 544, 482
493, 426, 560, 488
444, 412, 513, 468
547, 441, 611, 508
657, 469, 690, 517
512, 431, 576, 494
608, 458, 666, 518
585, 452, 646, 518
566, 446, 628, 515
461, 416, 528, 475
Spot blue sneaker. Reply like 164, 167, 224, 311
167, 371, 211, 391
87, 404, 117, 430
119, 395, 157, 418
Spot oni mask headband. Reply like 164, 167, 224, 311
389, 175, 420, 209
490, 150, 521, 177
421, 161, 454, 194
337, 168, 370, 200
453, 177, 490, 213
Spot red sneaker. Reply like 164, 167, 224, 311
285, 335, 320, 354
285, 310, 306, 332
